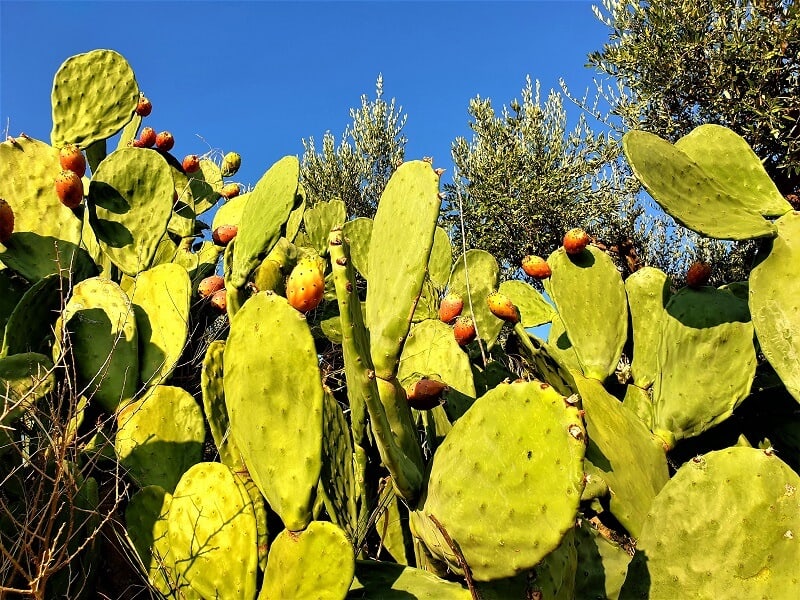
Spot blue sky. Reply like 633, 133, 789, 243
1, 0, 613, 196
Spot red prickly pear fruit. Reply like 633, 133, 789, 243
453, 316, 477, 346
221, 183, 241, 199
0, 198, 14, 244
59, 144, 86, 177
221, 152, 242, 177
135, 93, 152, 117
155, 131, 175, 151
286, 258, 325, 313
487, 291, 519, 324
522, 255, 551, 279
406, 378, 448, 410
563, 228, 591, 255
139, 127, 157, 148
129, 138, 145, 148
198, 275, 225, 298
210, 289, 227, 312
212, 225, 238, 246
54, 170, 84, 208
686, 261, 712, 288
438, 292, 464, 324
182, 154, 201, 173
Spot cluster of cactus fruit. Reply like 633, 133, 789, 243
1, 49, 799, 599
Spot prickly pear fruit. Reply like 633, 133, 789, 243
135, 93, 152, 117
453, 316, 477, 346
686, 261, 712, 288
210, 289, 227, 312
563, 227, 591, 255
522, 255, 551, 279
182, 154, 200, 174
286, 258, 325, 313
0, 198, 13, 244
221, 183, 241, 199
212, 225, 238, 247
198, 275, 225, 298
59, 144, 86, 177
54, 169, 84, 208
487, 291, 520, 324
139, 126, 157, 148
221, 152, 242, 177
438, 292, 464, 324
406, 378, 448, 410
155, 131, 174, 152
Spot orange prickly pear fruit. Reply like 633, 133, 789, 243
155, 131, 174, 151
563, 227, 591, 255
210, 289, 227, 312
287, 258, 325, 313
198, 275, 225, 298
54, 170, 84, 208
406, 378, 448, 410
135, 93, 152, 117
182, 154, 201, 173
686, 261, 712, 288
221, 183, 241, 199
453, 316, 477, 346
59, 144, 86, 177
438, 292, 464, 324
0, 198, 13, 244
487, 291, 519, 324
139, 126, 157, 148
212, 225, 238, 246
521, 255, 551, 279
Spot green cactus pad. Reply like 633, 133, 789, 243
547, 246, 628, 381
168, 167, 197, 239
224, 292, 323, 531
126, 486, 199, 598
116, 114, 141, 150
55, 277, 138, 412
622, 384, 654, 430
499, 279, 556, 328
230, 156, 299, 288
285, 185, 306, 243
547, 314, 582, 376
188, 158, 224, 215
620, 447, 800, 599
653, 287, 756, 445
575, 375, 669, 538
212, 191, 249, 232
428, 227, 453, 288
320, 390, 359, 538
0, 352, 55, 421
50, 49, 139, 149
115, 385, 204, 491
260, 521, 355, 600
574, 520, 632, 600
0, 271, 27, 347
0, 136, 88, 281
412, 381, 586, 581
622, 130, 776, 240
201, 340, 242, 468
130, 263, 191, 387
169, 462, 258, 600
366, 161, 441, 378
532, 528, 577, 599
88, 147, 174, 275
674, 124, 792, 217
375, 488, 414, 566
398, 319, 477, 421
448, 249, 502, 347
750, 212, 800, 404
1, 274, 63, 358
304, 199, 346, 255
348, 560, 471, 599
342, 217, 373, 278
624, 267, 671, 389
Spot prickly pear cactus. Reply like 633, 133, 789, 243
412, 381, 586, 581
620, 447, 800, 599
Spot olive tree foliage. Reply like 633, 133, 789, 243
300, 75, 407, 218
442, 77, 646, 280
589, 0, 800, 195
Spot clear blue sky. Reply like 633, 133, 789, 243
1, 0, 613, 195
